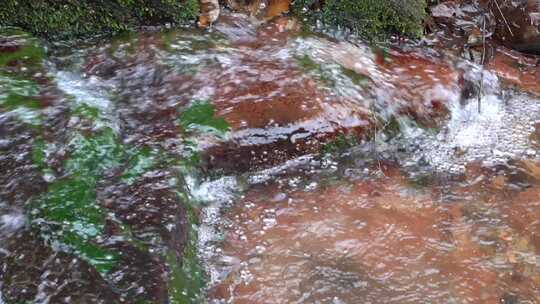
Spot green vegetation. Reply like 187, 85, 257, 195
0, 0, 427, 41
180, 100, 230, 137
33, 98, 215, 300
0, 0, 200, 39
321, 133, 359, 155
0, 28, 46, 126
169, 100, 231, 302
120, 147, 159, 184
295, 54, 334, 86
31, 128, 125, 275
0, 30, 45, 67
0, 76, 42, 126
27, 89, 223, 303
167, 209, 205, 303
0, 24, 224, 304
292, 0, 427, 40
30, 99, 231, 300
179, 100, 230, 169
341, 67, 370, 86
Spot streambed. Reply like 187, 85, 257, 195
1, 12, 539, 304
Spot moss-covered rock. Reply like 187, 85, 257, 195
0, 0, 199, 39
292, 0, 427, 40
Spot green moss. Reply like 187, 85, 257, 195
33, 177, 119, 274
295, 54, 335, 87
120, 147, 160, 185
296, 54, 321, 71
1, 27, 208, 300
32, 139, 48, 169
0, 29, 48, 127
27, 95, 211, 298
167, 100, 235, 301
73, 103, 100, 119
3, 93, 40, 109
321, 133, 359, 155
180, 100, 230, 137
0, 0, 200, 39
0, 75, 37, 96
167, 208, 205, 304
30, 127, 170, 277
0, 93, 42, 126
64, 129, 125, 177
341, 67, 370, 87
31, 128, 126, 275
0, 76, 42, 126
0, 40, 45, 68
292, 0, 427, 40
181, 139, 203, 168
0, 28, 45, 67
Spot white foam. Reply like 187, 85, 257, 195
0, 213, 26, 235
192, 175, 242, 285
405, 68, 540, 172
54, 70, 120, 132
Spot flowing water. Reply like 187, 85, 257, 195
1, 13, 539, 304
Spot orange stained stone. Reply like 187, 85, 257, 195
487, 47, 540, 96
208, 169, 535, 303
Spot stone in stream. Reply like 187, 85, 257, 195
503, 177, 540, 254
492, 0, 540, 55
428, 0, 540, 55
79, 14, 463, 173
0, 38, 20, 53
487, 47, 540, 96
0, 32, 119, 303
1, 31, 201, 303
207, 165, 540, 303
1, 232, 121, 302
199, 15, 462, 172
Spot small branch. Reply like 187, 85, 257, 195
478, 14, 487, 113
493, 0, 514, 37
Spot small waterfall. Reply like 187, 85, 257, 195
405, 65, 540, 173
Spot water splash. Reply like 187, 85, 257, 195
405, 65, 540, 173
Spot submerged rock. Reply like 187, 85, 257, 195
0, 30, 202, 303
76, 14, 461, 173
428, 0, 540, 57
487, 47, 540, 96
200, 16, 461, 172
207, 164, 540, 303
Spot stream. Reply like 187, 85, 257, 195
1, 11, 539, 304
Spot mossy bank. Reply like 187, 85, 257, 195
293, 0, 427, 40
1, 0, 427, 40
0, 0, 199, 39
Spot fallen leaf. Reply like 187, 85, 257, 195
492, 174, 506, 189
266, 0, 291, 19
521, 159, 540, 180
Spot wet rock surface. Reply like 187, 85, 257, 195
75, 13, 470, 173
206, 162, 540, 303
0, 29, 195, 303
492, 0, 540, 54
204, 15, 463, 171
2, 231, 119, 303
487, 47, 540, 96
428, 0, 540, 55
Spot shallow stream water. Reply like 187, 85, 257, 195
1, 13, 539, 304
